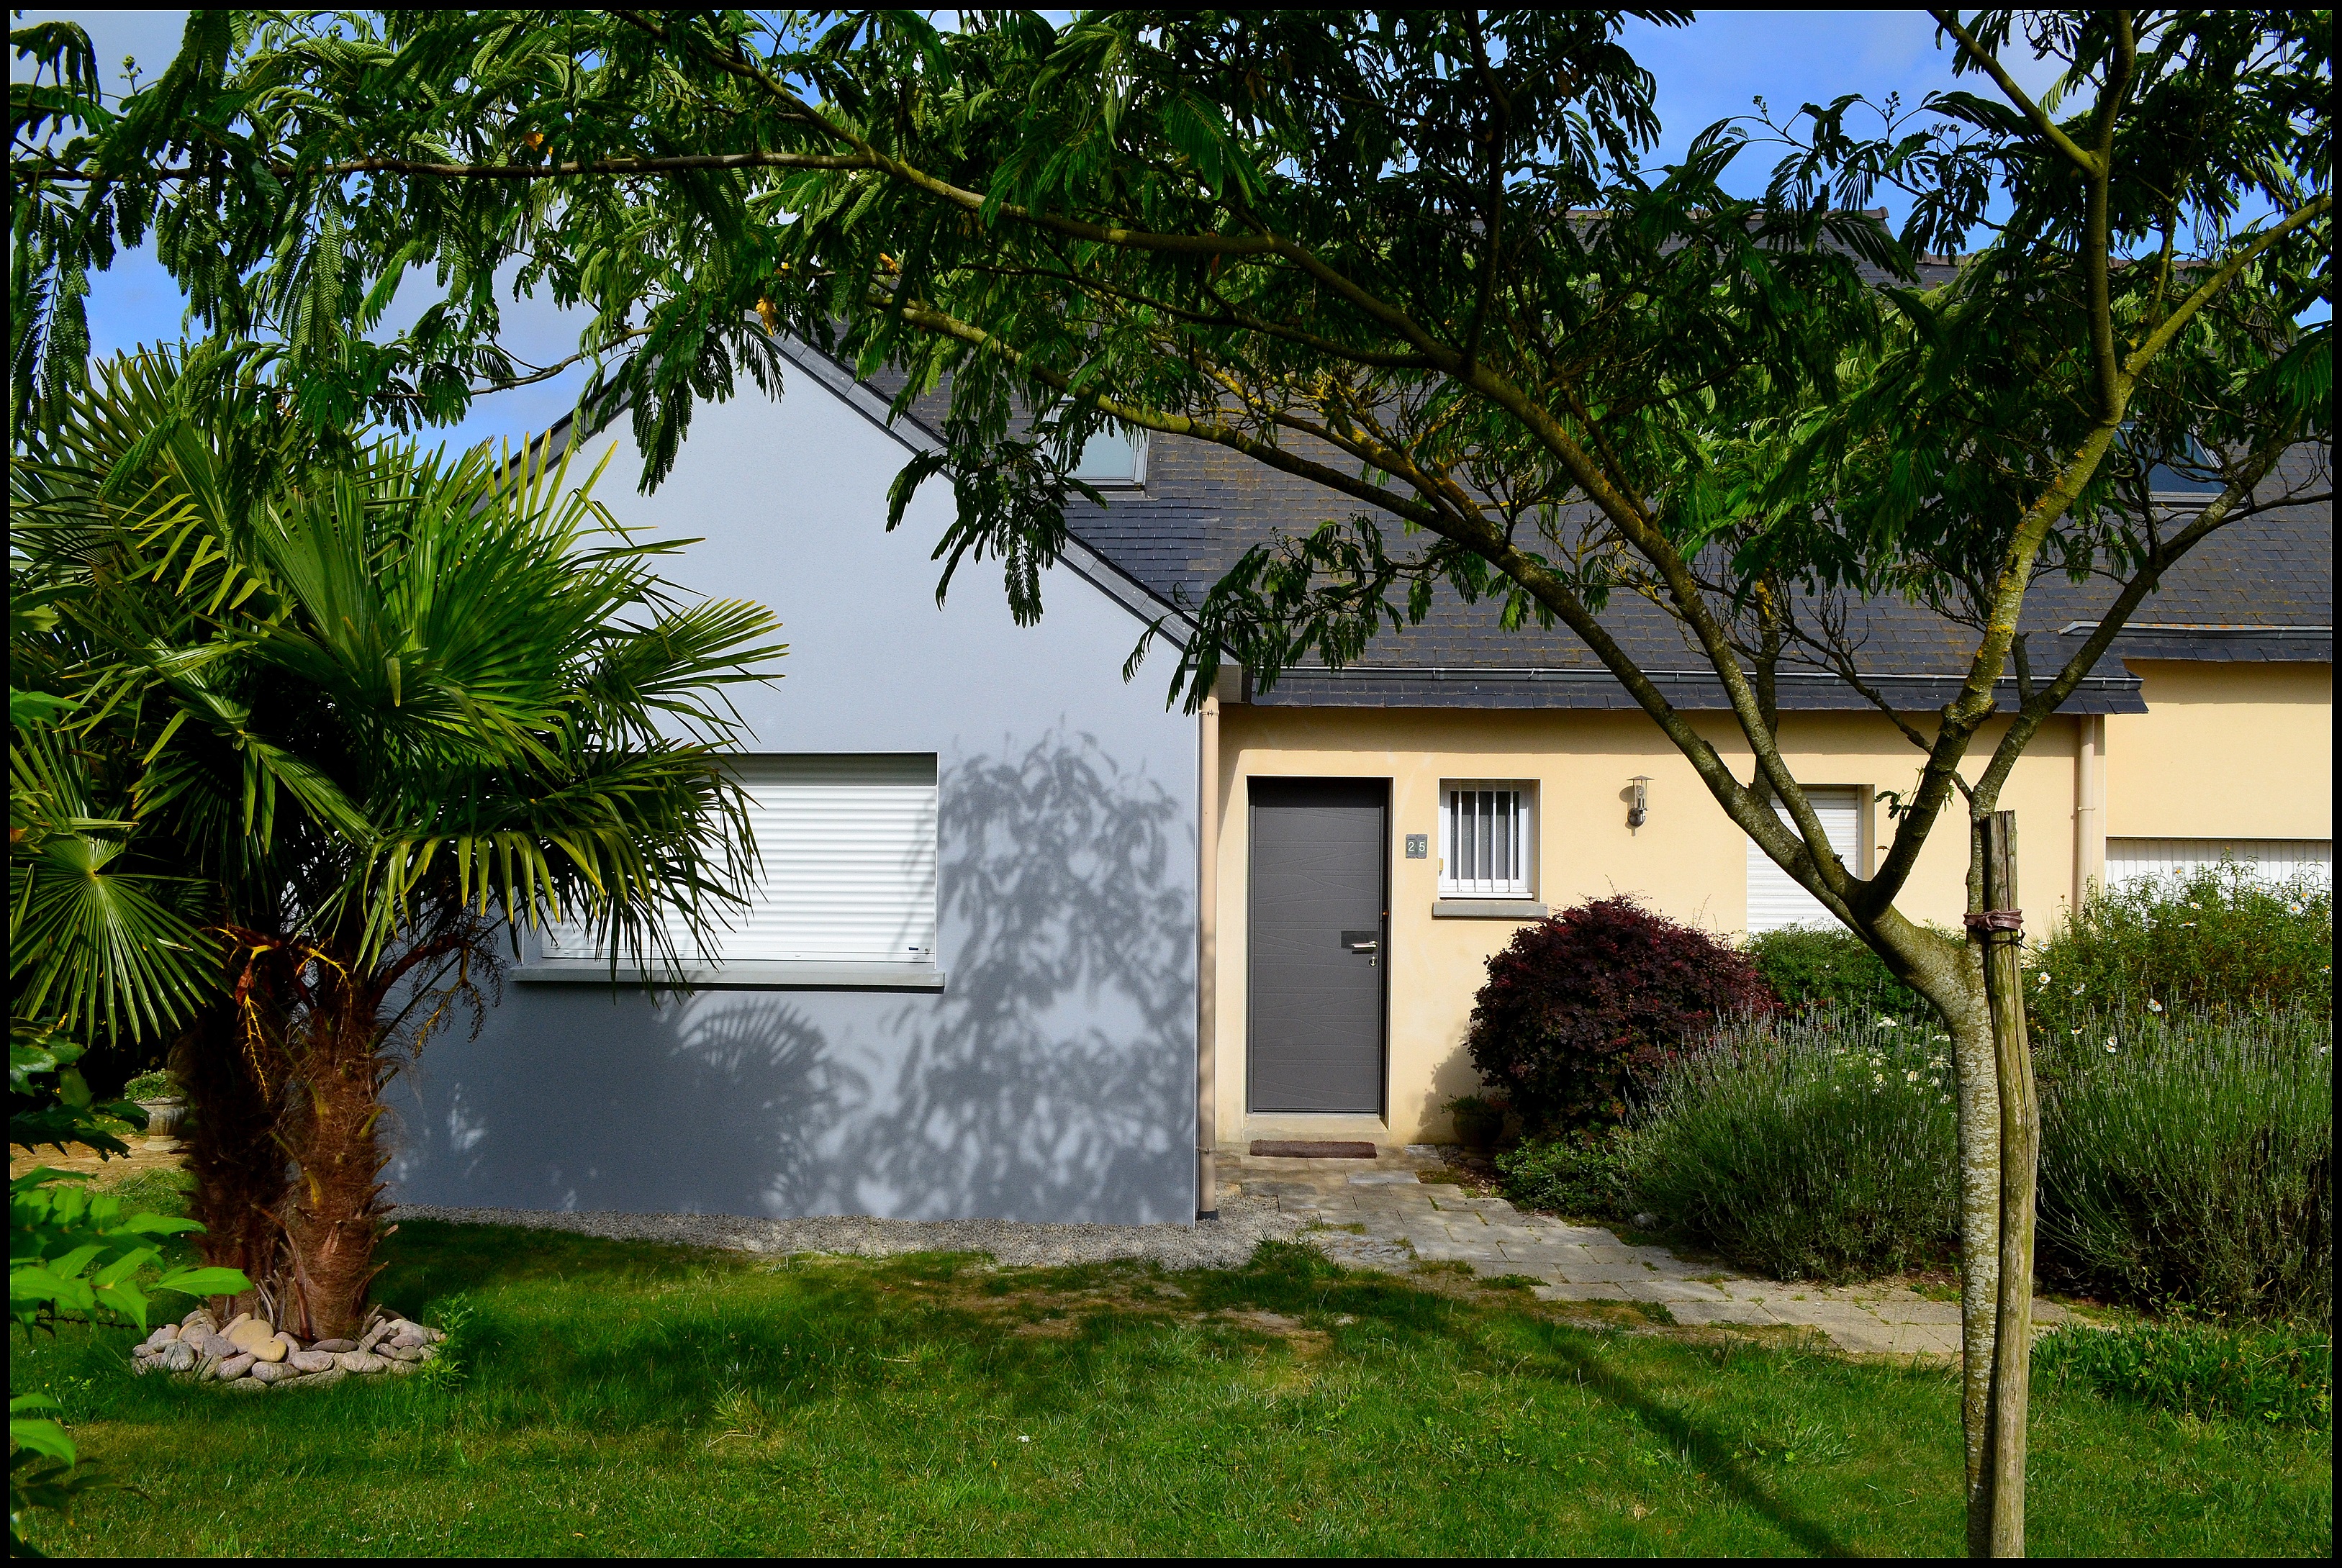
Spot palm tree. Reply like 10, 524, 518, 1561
10, 353, 783, 1337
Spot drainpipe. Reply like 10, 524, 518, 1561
2074, 713, 2104, 910
1195, 682, 1221, 1220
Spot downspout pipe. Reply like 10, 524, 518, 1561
2074, 714, 2104, 910
1196, 684, 1221, 1220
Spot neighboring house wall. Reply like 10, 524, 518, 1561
2103, 661, 2333, 843
388, 380, 1199, 1223
1209, 704, 2104, 1147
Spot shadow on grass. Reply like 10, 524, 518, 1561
1180, 1242, 1861, 1557
376, 1220, 743, 1308
165, 1222, 1861, 1554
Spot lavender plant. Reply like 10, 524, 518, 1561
2036, 1007, 2332, 1323
1629, 1011, 1958, 1282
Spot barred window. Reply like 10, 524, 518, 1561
1440, 782, 1534, 897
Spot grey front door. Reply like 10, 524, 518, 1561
1247, 777, 1388, 1113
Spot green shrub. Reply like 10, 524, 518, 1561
1629, 1012, 1956, 1281
1445, 1094, 1507, 1153
2028, 865, 2332, 1038
120, 1069, 179, 1101
2036, 1317, 2333, 1428
2037, 1007, 2331, 1323
1742, 925, 1925, 1018
1498, 1128, 1635, 1220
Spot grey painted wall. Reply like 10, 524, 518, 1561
387, 373, 1199, 1223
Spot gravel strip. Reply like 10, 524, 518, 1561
390, 1193, 1311, 1271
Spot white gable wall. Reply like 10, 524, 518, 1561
388, 368, 1199, 1223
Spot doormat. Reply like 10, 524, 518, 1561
1249, 1140, 1379, 1159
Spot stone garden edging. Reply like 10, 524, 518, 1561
132, 1305, 444, 1390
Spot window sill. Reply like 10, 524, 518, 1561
510, 961, 946, 992
1432, 899, 1549, 919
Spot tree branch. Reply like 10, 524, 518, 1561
2122, 193, 2333, 374
1927, 9, 2104, 176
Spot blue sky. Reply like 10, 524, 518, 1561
0, 11, 2113, 455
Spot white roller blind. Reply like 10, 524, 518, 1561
544, 754, 938, 966
1745, 787, 1863, 933
2106, 837, 2332, 890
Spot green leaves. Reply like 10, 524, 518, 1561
14, 350, 784, 991
6, 1025, 144, 1161
8, 1169, 245, 1337
9, 718, 217, 1047
6, 1162, 248, 1552
12, 1387, 100, 1559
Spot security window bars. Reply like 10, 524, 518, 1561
1441, 783, 1533, 897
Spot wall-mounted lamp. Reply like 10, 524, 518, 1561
1627, 775, 1650, 830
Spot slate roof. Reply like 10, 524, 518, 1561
864, 364, 2333, 715
751, 309, 2333, 716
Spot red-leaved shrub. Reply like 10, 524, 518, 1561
1465, 896, 1779, 1129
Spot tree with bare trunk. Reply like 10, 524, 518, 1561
9, 353, 784, 1338
10, 8, 2328, 1549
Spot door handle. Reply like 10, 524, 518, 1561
1349, 940, 1378, 953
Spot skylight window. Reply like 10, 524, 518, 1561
2120, 427, 2226, 499
1072, 425, 1149, 486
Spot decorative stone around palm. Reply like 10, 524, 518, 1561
131, 1307, 443, 1388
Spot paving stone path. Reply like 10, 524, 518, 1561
1241, 1148, 2068, 1359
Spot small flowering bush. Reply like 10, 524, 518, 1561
1496, 1126, 1637, 1220
2027, 864, 2332, 1039
2037, 1006, 2331, 1323
1626, 1011, 1957, 1282
1464, 897, 1778, 1130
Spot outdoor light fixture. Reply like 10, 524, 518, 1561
1628, 775, 1650, 829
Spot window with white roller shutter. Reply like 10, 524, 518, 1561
541, 753, 938, 969
2106, 837, 2331, 890
1745, 787, 1864, 933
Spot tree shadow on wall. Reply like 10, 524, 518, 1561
669, 997, 863, 1216
390, 993, 858, 1217
863, 732, 1194, 1223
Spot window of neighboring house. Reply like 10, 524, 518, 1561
1072, 425, 1149, 486
1745, 787, 1864, 933
1440, 781, 1535, 897
2120, 427, 2225, 499
2107, 837, 2332, 891
541, 753, 939, 968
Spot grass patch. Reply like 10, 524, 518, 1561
2036, 1318, 2333, 1428
89, 1164, 194, 1217
12, 1223, 2330, 1557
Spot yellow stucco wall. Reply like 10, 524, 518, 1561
2106, 661, 2333, 838
1210, 663, 2333, 1146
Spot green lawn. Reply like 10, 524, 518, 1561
13, 1223, 2330, 1557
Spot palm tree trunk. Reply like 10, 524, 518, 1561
279, 969, 391, 1341
172, 1000, 289, 1319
